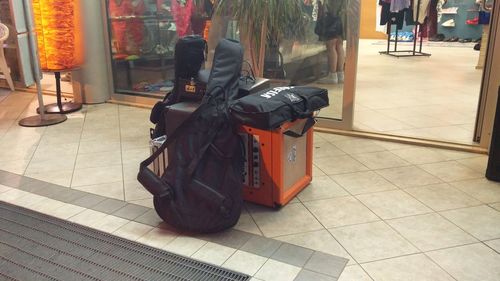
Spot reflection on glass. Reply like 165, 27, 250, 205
261, 0, 347, 120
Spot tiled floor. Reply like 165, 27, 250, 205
1, 89, 500, 280
318, 40, 482, 145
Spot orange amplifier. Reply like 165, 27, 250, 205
239, 118, 313, 208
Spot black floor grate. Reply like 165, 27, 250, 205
0, 201, 251, 281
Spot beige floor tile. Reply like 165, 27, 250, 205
233, 209, 262, 235
68, 209, 108, 228
136, 227, 177, 249
330, 221, 418, 263
248, 203, 323, 237
419, 161, 484, 182
72, 165, 123, 187
362, 254, 454, 281
331, 171, 397, 195
32, 142, 79, 161
127, 198, 154, 208
254, 259, 301, 281
314, 132, 354, 143
297, 176, 349, 201
25, 169, 74, 187
80, 128, 120, 143
120, 136, 150, 151
275, 229, 354, 265
28, 197, 68, 214
427, 243, 500, 281
334, 139, 387, 155
191, 242, 236, 266
121, 147, 149, 165
312, 165, 326, 176
122, 163, 140, 182
376, 166, 442, 188
450, 178, 500, 204
78, 139, 121, 154
387, 213, 478, 252
1, 189, 46, 208
314, 155, 369, 175
72, 181, 124, 200
223, 250, 268, 276
38, 131, 81, 146
457, 156, 488, 173
25, 156, 77, 174
352, 151, 410, 170
338, 265, 373, 281
163, 236, 207, 257
440, 206, 500, 241
0, 184, 12, 193
93, 214, 130, 233
112, 221, 154, 241
406, 183, 482, 211
356, 190, 432, 220
390, 147, 451, 165
124, 180, 152, 201
0, 145, 37, 162
485, 239, 500, 253
304, 196, 379, 228
0, 159, 30, 175
43, 203, 86, 219
491, 202, 500, 211
313, 142, 346, 159
75, 150, 122, 169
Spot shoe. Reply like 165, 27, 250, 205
459, 38, 472, 43
337, 72, 344, 83
442, 19, 455, 27
449, 36, 459, 42
474, 43, 481, 51
473, 38, 481, 43
318, 73, 338, 84
466, 17, 479, 25
429, 33, 445, 41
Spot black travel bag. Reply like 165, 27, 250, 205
229, 86, 329, 130
138, 39, 245, 233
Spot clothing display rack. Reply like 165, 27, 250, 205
380, 0, 432, 58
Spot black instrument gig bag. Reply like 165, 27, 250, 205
137, 39, 245, 233
230, 86, 329, 130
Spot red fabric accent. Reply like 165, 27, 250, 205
171, 0, 195, 37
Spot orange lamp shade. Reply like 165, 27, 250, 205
32, 0, 83, 71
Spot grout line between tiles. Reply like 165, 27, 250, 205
117, 105, 126, 201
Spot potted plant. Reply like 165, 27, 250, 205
205, 0, 305, 76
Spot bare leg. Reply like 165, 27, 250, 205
318, 39, 339, 84
335, 39, 345, 72
326, 39, 338, 73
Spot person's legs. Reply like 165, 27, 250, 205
319, 39, 339, 84
335, 38, 345, 82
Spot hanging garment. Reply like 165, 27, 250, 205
390, 0, 411, 12
171, 0, 195, 37
380, 0, 406, 30
436, 0, 446, 22
109, 0, 145, 54
413, 0, 432, 24
376, 0, 387, 33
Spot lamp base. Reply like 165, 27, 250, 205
18, 114, 67, 127
37, 102, 83, 114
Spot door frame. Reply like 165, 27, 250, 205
476, 0, 500, 151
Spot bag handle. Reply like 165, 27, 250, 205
283, 117, 316, 138
137, 102, 208, 199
